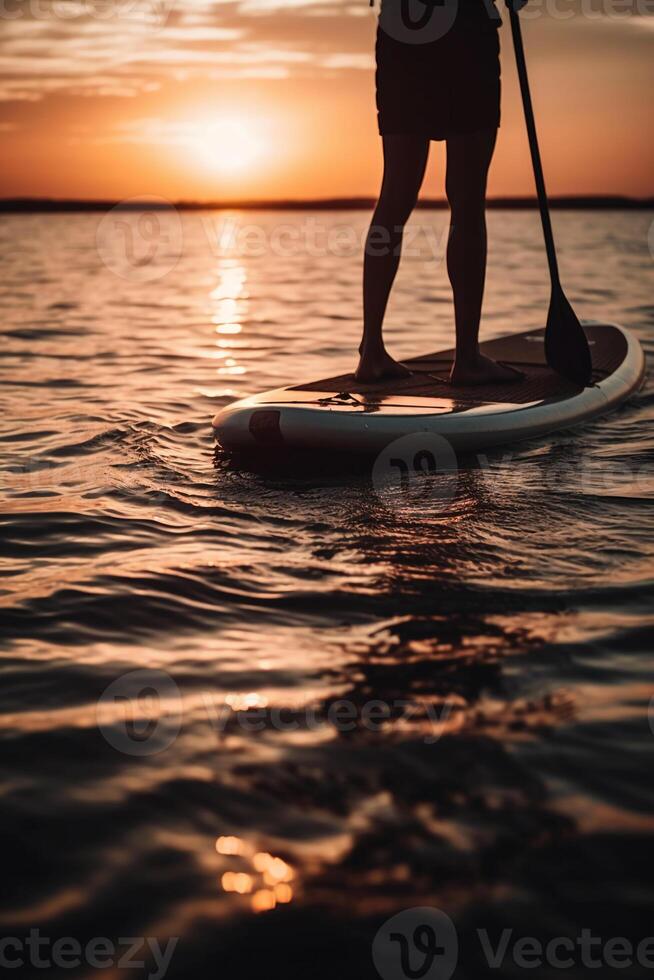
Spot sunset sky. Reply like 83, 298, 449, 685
0, 0, 652, 201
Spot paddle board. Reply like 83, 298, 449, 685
212, 323, 644, 454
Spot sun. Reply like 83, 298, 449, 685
188, 116, 264, 176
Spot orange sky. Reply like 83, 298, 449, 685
0, 1, 652, 200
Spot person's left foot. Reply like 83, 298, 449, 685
355, 349, 412, 384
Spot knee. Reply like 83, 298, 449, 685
375, 187, 418, 230
446, 179, 486, 227
447, 194, 486, 229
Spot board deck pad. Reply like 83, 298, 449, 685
294, 325, 627, 406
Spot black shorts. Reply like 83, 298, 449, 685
375, 13, 502, 140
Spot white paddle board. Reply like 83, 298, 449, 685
212, 323, 644, 454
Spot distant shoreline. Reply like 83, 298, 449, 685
0, 195, 653, 213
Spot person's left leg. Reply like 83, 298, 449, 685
446, 128, 523, 385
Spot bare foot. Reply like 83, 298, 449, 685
450, 353, 525, 386
355, 348, 412, 384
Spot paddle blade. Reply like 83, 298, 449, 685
544, 286, 593, 387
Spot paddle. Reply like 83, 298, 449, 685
508, 3, 593, 387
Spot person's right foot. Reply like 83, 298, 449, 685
354, 348, 412, 384
450, 353, 524, 386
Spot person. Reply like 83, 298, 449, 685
356, 0, 525, 385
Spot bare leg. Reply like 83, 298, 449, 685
446, 129, 523, 384
356, 134, 430, 382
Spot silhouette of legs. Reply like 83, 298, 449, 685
357, 129, 523, 386
356, 134, 429, 382
446, 129, 523, 384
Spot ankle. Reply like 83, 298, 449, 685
454, 346, 480, 368
359, 339, 386, 358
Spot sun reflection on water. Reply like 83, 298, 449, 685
216, 836, 295, 914
216, 836, 246, 856
211, 259, 248, 374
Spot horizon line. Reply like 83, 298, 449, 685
0, 194, 653, 212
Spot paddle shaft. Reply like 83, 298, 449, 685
508, 6, 561, 289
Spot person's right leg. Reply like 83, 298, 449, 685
356, 134, 430, 382
446, 128, 523, 384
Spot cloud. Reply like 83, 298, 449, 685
0, 0, 650, 103
0, 0, 375, 101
